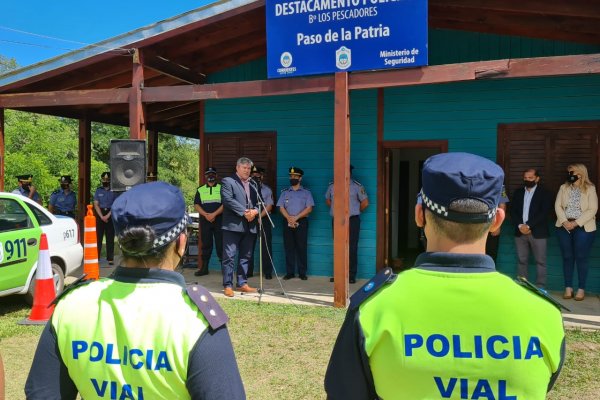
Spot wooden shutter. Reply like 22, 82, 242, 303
205, 132, 277, 192
498, 121, 600, 199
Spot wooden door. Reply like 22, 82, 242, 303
205, 132, 277, 191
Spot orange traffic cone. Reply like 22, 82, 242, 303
19, 233, 56, 325
83, 204, 100, 280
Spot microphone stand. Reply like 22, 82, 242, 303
249, 180, 275, 301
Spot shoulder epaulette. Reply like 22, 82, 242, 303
350, 267, 397, 310
50, 274, 94, 306
51, 189, 60, 195
352, 179, 363, 186
186, 284, 229, 330
328, 181, 334, 185
515, 277, 570, 312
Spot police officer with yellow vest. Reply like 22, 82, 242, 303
194, 166, 224, 277
325, 152, 565, 400
25, 181, 245, 399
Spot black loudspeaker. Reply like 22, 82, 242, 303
109, 139, 146, 191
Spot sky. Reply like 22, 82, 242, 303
0, 1, 215, 68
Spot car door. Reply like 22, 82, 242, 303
0, 197, 41, 292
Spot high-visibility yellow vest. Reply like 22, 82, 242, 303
359, 268, 565, 400
198, 184, 221, 204
52, 278, 209, 400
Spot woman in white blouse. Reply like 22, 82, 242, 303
555, 163, 598, 301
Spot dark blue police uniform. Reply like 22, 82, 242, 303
94, 172, 117, 264
276, 167, 315, 279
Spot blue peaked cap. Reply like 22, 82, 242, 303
112, 182, 190, 249
421, 152, 504, 223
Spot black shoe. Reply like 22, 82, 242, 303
299, 275, 308, 281
283, 274, 295, 280
349, 278, 356, 284
329, 277, 334, 283
265, 274, 272, 280
194, 269, 208, 276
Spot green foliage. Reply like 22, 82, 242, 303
3, 110, 200, 205
0, 55, 18, 74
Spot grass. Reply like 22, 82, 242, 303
2, 295, 599, 399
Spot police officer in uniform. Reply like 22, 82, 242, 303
93, 172, 117, 265
25, 181, 246, 399
48, 175, 77, 218
193, 167, 223, 277
248, 166, 275, 279
325, 152, 565, 400
326, 165, 369, 284
12, 174, 42, 205
276, 167, 314, 280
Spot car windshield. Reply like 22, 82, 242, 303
24, 203, 52, 226
0, 198, 34, 231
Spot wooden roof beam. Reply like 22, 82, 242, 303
430, 0, 600, 19
143, 50, 206, 84
2, 53, 599, 108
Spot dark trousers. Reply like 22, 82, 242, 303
556, 226, 596, 290
96, 210, 114, 261
485, 232, 500, 262
331, 216, 361, 279
200, 216, 223, 263
248, 217, 273, 276
222, 229, 256, 288
283, 218, 308, 276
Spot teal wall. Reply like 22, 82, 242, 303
203, 29, 600, 291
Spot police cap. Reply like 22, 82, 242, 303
59, 175, 72, 184
101, 172, 110, 181
112, 182, 190, 252
251, 165, 265, 174
420, 152, 503, 223
204, 166, 217, 175
289, 166, 304, 176
16, 174, 33, 183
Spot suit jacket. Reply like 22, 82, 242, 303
510, 185, 552, 238
221, 174, 258, 233
555, 183, 598, 232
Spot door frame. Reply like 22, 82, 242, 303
376, 140, 448, 271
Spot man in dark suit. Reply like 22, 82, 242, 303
510, 168, 552, 288
220, 157, 259, 297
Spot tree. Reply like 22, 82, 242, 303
0, 55, 18, 74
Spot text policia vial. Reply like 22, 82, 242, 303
405, 332, 544, 399
72, 340, 172, 399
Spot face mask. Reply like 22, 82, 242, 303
567, 174, 579, 184
61, 184, 69, 190
523, 180, 536, 188
22, 184, 30, 191
102, 182, 110, 188
290, 178, 300, 186
207, 177, 216, 183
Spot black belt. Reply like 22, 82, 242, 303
56, 211, 75, 216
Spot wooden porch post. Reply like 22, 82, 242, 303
147, 130, 158, 178
333, 72, 351, 308
376, 88, 385, 271
130, 49, 146, 140
78, 118, 92, 228
198, 101, 206, 270
0, 108, 4, 191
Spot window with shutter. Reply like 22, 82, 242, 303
205, 132, 277, 192
498, 121, 600, 199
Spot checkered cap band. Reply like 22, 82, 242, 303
421, 190, 496, 223
152, 214, 190, 250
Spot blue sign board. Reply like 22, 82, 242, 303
266, 0, 428, 78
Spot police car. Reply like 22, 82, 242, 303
0, 192, 83, 303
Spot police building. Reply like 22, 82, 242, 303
1, 0, 600, 304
